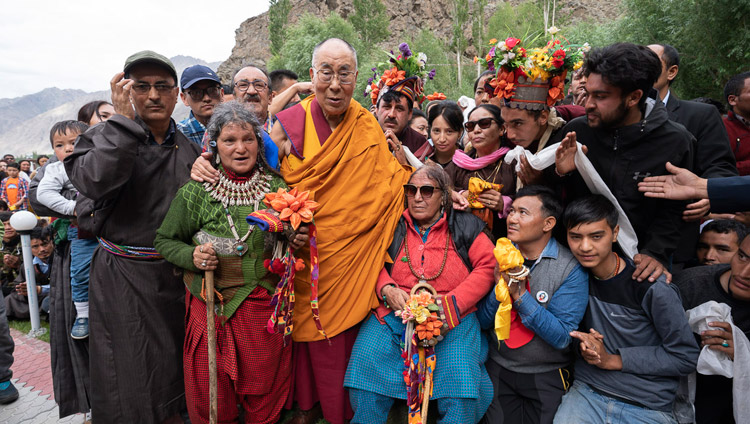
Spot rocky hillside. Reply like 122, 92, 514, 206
218, 0, 620, 81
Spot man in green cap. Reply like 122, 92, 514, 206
64, 50, 200, 423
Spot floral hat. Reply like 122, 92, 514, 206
366, 43, 439, 106
476, 33, 588, 110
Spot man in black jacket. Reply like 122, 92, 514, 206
554, 43, 694, 283
647, 44, 736, 181
647, 44, 738, 268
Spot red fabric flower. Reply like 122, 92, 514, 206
505, 37, 521, 49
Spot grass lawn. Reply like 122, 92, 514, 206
8, 319, 50, 343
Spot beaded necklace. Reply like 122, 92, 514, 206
403, 223, 451, 284
594, 252, 621, 280
204, 167, 273, 256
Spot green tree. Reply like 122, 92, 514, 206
567, 0, 750, 100
268, 0, 292, 56
471, 0, 488, 78
348, 0, 390, 46
486, 1, 546, 47
451, 0, 470, 85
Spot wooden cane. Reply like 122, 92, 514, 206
421, 373, 432, 422
205, 271, 218, 424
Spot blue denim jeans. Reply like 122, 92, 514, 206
68, 226, 97, 303
554, 381, 677, 424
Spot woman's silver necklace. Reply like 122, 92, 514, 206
204, 168, 272, 256
224, 207, 252, 256
204, 168, 272, 207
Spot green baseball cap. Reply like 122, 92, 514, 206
123, 50, 177, 82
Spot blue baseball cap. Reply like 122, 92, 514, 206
180, 65, 221, 90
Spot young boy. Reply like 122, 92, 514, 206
554, 195, 699, 423
37, 120, 97, 339
0, 163, 28, 210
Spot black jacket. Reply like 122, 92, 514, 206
552, 100, 694, 265
665, 94, 737, 178
665, 94, 737, 265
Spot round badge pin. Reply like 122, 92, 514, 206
536, 291, 549, 303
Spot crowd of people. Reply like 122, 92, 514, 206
0, 34, 747, 424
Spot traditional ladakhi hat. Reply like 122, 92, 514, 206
366, 42, 441, 105
476, 34, 588, 111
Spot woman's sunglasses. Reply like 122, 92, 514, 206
403, 184, 436, 199
464, 117, 497, 132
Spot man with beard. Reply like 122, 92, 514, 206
64, 50, 200, 423
554, 43, 694, 284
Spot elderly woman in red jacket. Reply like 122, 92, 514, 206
344, 163, 497, 423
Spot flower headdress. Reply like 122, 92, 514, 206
476, 33, 588, 110
366, 43, 439, 105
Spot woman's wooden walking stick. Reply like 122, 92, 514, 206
205, 271, 218, 424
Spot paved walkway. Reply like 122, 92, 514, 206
0, 329, 85, 424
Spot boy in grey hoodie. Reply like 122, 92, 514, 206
554, 195, 699, 423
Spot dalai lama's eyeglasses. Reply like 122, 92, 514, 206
313, 68, 356, 85
403, 184, 436, 199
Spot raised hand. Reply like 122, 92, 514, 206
110, 72, 135, 120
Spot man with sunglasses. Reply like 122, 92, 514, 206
177, 65, 223, 147
64, 50, 201, 423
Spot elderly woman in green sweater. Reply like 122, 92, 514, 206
155, 101, 306, 424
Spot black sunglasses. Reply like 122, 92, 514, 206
403, 184, 436, 199
186, 86, 222, 101
464, 117, 497, 132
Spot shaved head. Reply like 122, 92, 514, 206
312, 38, 358, 70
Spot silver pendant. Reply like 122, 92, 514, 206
233, 241, 248, 256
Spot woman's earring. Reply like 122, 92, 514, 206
215, 152, 220, 165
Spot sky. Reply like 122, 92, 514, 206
0, 0, 269, 99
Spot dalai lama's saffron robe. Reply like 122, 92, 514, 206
276, 95, 411, 342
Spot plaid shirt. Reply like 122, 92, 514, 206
0, 176, 29, 210
177, 111, 207, 148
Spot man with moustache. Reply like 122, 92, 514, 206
177, 65, 223, 147
554, 43, 694, 284
230, 65, 279, 169
375, 90, 428, 153
64, 51, 200, 423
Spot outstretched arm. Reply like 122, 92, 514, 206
638, 161, 708, 200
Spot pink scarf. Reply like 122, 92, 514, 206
452, 147, 511, 170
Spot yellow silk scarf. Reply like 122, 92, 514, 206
493, 238, 525, 341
